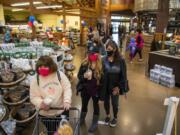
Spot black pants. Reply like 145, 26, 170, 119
41, 111, 69, 135
81, 92, 99, 115
104, 93, 119, 119
134, 47, 142, 59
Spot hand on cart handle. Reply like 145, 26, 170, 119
63, 102, 71, 111
40, 102, 50, 111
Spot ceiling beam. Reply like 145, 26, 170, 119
1, 0, 64, 5
1, 0, 40, 5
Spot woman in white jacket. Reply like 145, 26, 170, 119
30, 56, 72, 133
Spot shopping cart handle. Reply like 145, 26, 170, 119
50, 107, 79, 111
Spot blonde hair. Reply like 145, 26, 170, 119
82, 55, 102, 85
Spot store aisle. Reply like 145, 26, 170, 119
71, 46, 180, 135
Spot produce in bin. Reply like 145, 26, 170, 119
12, 68, 24, 80
0, 68, 25, 83
0, 70, 15, 83
0, 105, 7, 122
11, 103, 36, 122
0, 119, 16, 135
65, 64, 75, 71
3, 85, 29, 104
64, 54, 73, 61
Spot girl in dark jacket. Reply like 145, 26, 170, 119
102, 40, 129, 127
77, 53, 104, 133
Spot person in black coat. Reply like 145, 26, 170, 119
77, 53, 104, 133
102, 40, 129, 127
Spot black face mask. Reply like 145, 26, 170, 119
106, 50, 114, 57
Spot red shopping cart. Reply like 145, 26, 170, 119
32, 107, 80, 135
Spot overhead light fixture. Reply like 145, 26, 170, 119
11, 2, 29, 6
11, 1, 42, 7
36, 5, 62, 9
33, 2, 42, 5
12, 8, 24, 12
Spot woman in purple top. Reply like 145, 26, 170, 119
77, 53, 104, 133
126, 37, 136, 63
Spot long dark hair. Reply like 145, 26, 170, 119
106, 40, 122, 63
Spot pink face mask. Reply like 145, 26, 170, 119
38, 67, 50, 76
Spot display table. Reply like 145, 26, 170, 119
148, 50, 180, 86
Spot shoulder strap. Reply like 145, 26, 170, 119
37, 71, 61, 86
57, 71, 61, 82
37, 74, 40, 86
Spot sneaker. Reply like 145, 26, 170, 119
110, 118, 117, 127
104, 117, 110, 125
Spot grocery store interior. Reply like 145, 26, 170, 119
0, 0, 180, 135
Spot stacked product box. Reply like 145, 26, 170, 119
150, 64, 175, 88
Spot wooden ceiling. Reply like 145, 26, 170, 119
1, 0, 76, 16
0, 0, 97, 16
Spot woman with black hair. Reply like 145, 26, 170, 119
102, 40, 129, 127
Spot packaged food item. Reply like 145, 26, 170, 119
54, 116, 73, 135
150, 65, 175, 88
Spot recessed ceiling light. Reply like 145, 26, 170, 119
36, 5, 62, 9
12, 8, 24, 12
11, 1, 42, 7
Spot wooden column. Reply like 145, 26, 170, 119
156, 0, 170, 33
80, 10, 83, 46
63, 3, 66, 31
107, 0, 111, 35
155, 0, 169, 48
95, 0, 100, 17
30, 0, 36, 38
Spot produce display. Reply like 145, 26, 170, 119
0, 120, 16, 135
174, 35, 180, 44
0, 34, 75, 134
0, 71, 15, 83
11, 58, 32, 71
0, 105, 6, 122
64, 54, 73, 61
65, 64, 75, 71
3, 85, 29, 104
0, 68, 25, 83
11, 103, 36, 122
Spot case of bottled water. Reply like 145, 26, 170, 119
150, 64, 175, 88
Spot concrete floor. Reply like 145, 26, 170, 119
71, 44, 180, 135
21, 36, 180, 135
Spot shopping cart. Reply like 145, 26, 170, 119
32, 107, 80, 135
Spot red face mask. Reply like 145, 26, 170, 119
88, 54, 98, 62
38, 67, 50, 76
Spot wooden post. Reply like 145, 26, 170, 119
155, 0, 170, 49
30, 0, 36, 38
63, 3, 66, 32
80, 11, 83, 46
156, 0, 170, 33
107, 0, 111, 35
